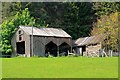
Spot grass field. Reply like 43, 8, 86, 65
0, 58, 2, 79
2, 57, 118, 78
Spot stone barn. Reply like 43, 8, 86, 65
11, 26, 72, 57
73, 34, 105, 56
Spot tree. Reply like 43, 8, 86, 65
62, 2, 96, 39
15, 2, 96, 39
0, 8, 36, 56
1, 2, 97, 39
93, 2, 120, 17
91, 12, 119, 51
1, 2, 12, 22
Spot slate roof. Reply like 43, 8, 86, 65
74, 34, 106, 46
19, 26, 71, 38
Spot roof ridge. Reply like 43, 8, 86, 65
19, 26, 71, 38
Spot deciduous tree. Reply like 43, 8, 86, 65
0, 8, 36, 55
91, 12, 119, 51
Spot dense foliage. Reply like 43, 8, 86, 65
0, 8, 35, 55
2, 2, 97, 39
93, 2, 120, 17
92, 12, 119, 51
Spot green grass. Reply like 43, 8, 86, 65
2, 57, 118, 78
0, 58, 2, 79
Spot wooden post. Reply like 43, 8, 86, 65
110, 50, 113, 57
103, 50, 108, 57
71, 46, 72, 53
31, 26, 33, 57
102, 52, 103, 57
57, 46, 59, 57
70, 39, 72, 53
102, 49, 104, 57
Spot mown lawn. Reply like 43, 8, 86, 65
2, 57, 118, 78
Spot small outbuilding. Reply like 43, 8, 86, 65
11, 26, 72, 57
73, 34, 106, 56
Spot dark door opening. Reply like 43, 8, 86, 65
45, 41, 57, 57
79, 45, 86, 56
59, 42, 71, 56
16, 41, 25, 54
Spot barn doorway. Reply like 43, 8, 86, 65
16, 41, 25, 54
78, 45, 86, 56
45, 41, 57, 57
59, 42, 71, 56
